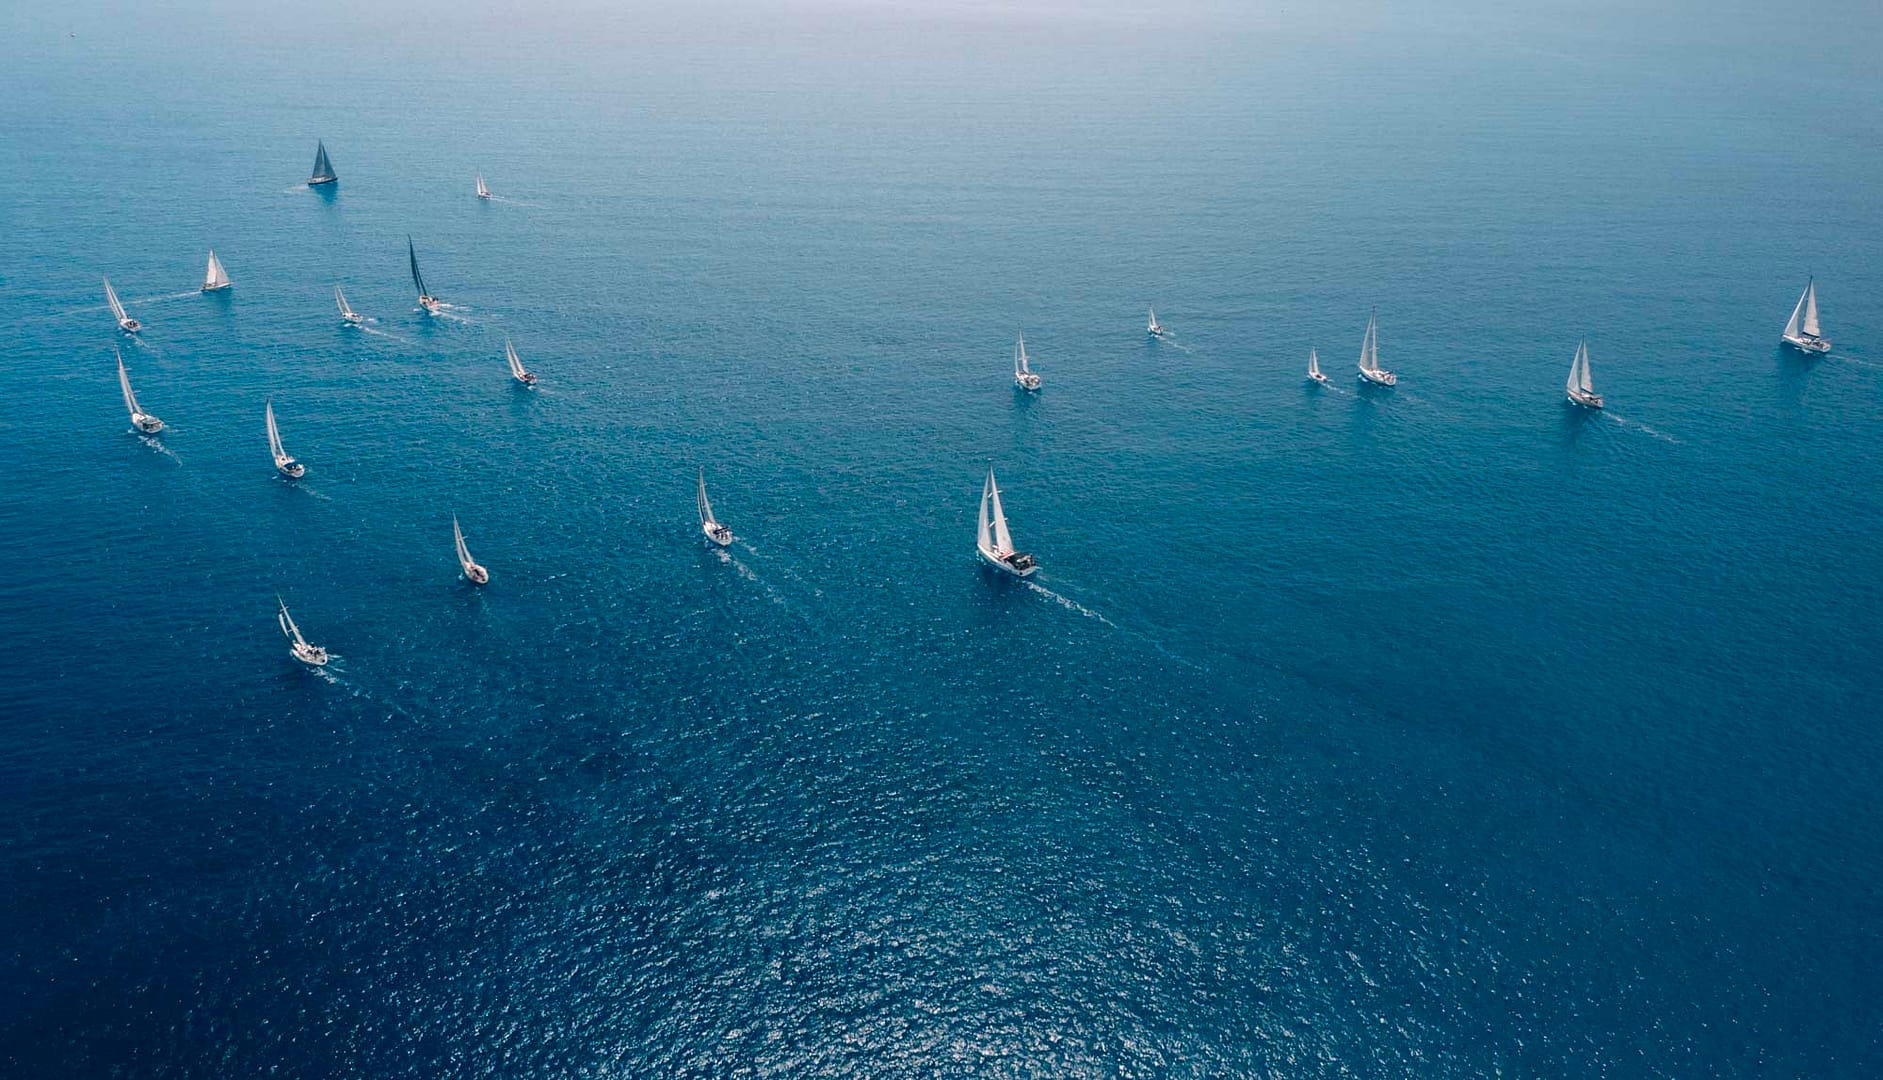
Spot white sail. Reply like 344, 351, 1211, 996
1578, 344, 1595, 395
203, 250, 230, 291
476, 174, 491, 198
1014, 332, 1030, 376
278, 597, 307, 647
1148, 307, 1161, 333
335, 284, 355, 319
266, 400, 290, 465
505, 336, 530, 381
1783, 285, 1808, 339
1309, 349, 1321, 378
1801, 280, 1821, 338
104, 277, 129, 323
117, 350, 141, 419
977, 473, 994, 553
1359, 314, 1378, 372
454, 516, 475, 572
697, 470, 718, 530
987, 468, 1015, 555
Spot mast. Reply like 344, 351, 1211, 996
977, 472, 994, 553
1015, 332, 1029, 375
117, 350, 140, 418
277, 597, 306, 646
309, 141, 336, 184
987, 469, 1014, 555
1801, 279, 1821, 338
1359, 313, 1377, 372
1309, 349, 1321, 377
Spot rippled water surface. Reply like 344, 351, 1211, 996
3, 2, 1881, 1075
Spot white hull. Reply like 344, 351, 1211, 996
132, 414, 164, 434
1308, 372, 1328, 384
463, 565, 489, 585
276, 459, 305, 478
291, 642, 329, 665
202, 284, 230, 293
703, 523, 733, 547
1782, 333, 1831, 355
342, 313, 363, 325
418, 296, 442, 315
978, 544, 1038, 578
1566, 388, 1604, 409
1358, 368, 1397, 386
1015, 373, 1041, 391
118, 317, 140, 333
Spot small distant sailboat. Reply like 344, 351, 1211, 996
1307, 348, 1328, 384
334, 283, 363, 325
475, 174, 492, 200
698, 469, 733, 547
1013, 331, 1042, 391
201, 249, 231, 292
117, 349, 163, 434
504, 336, 537, 385
1147, 307, 1167, 337
409, 236, 441, 314
103, 276, 140, 333
307, 140, 337, 186
1780, 278, 1830, 354
266, 399, 305, 478
1356, 311, 1396, 387
454, 515, 489, 584
277, 596, 329, 666
976, 467, 1038, 578
1565, 340, 1603, 409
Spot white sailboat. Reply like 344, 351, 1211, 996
976, 467, 1038, 578
307, 140, 337, 186
266, 400, 305, 478
697, 469, 733, 547
504, 336, 536, 385
117, 349, 163, 434
453, 515, 489, 584
335, 284, 363, 325
1307, 347, 1328, 384
1780, 278, 1831, 354
201, 249, 231, 292
1147, 307, 1167, 337
475, 174, 492, 200
1013, 331, 1041, 391
1565, 340, 1603, 409
104, 276, 140, 332
277, 596, 329, 665
1356, 311, 1396, 386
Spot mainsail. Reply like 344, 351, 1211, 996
335, 284, 355, 319
266, 400, 287, 463
277, 597, 308, 646
308, 141, 337, 185
697, 470, 718, 530
476, 174, 491, 198
454, 516, 476, 572
505, 337, 528, 380
985, 468, 1014, 555
1567, 342, 1595, 395
1309, 349, 1322, 378
1014, 332, 1031, 376
1801, 280, 1821, 338
203, 250, 230, 291
104, 277, 129, 324
117, 350, 141, 419
1359, 313, 1379, 372
408, 237, 430, 300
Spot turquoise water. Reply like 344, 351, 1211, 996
4, 3, 1882, 1074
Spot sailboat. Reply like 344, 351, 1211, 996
117, 349, 163, 434
475, 174, 492, 200
976, 467, 1037, 578
697, 469, 733, 547
504, 336, 537, 385
103, 276, 140, 332
201, 249, 231, 292
1356, 311, 1396, 386
408, 237, 442, 314
1013, 331, 1042, 391
307, 140, 337, 186
1565, 340, 1603, 409
266, 400, 305, 478
453, 515, 489, 584
277, 596, 329, 666
1303, 351, 1333, 385
1147, 307, 1167, 337
1780, 278, 1831, 354
335, 284, 363, 325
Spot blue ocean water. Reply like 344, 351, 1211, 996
3, 2, 1881, 1074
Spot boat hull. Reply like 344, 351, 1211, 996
202, 284, 230, 293
307, 177, 336, 187
703, 524, 733, 547
291, 644, 329, 666
276, 461, 305, 479
1782, 334, 1831, 355
1566, 389, 1604, 409
1358, 369, 1397, 387
341, 314, 363, 325
1014, 374, 1041, 391
1308, 373, 1328, 384
464, 565, 489, 585
118, 319, 140, 333
133, 416, 164, 434
977, 546, 1038, 578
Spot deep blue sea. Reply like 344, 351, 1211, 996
3, 2, 1881, 1074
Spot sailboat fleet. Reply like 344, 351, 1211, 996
1013, 331, 1041, 391
454, 516, 490, 584
117, 349, 163, 434
84, 139, 1862, 664
202, 250, 231, 292
104, 276, 140, 333
697, 470, 733, 547
266, 400, 305, 478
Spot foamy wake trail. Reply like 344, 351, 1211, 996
1022, 580, 1117, 627
719, 549, 790, 608
134, 291, 206, 305
359, 325, 416, 346
137, 434, 181, 462
1605, 413, 1679, 443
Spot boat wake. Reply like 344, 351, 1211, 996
135, 433, 180, 461
359, 325, 416, 347
1022, 580, 1117, 628
426, 306, 475, 325
1152, 336, 1194, 354
1604, 413, 1679, 443
716, 547, 791, 608
134, 291, 207, 305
